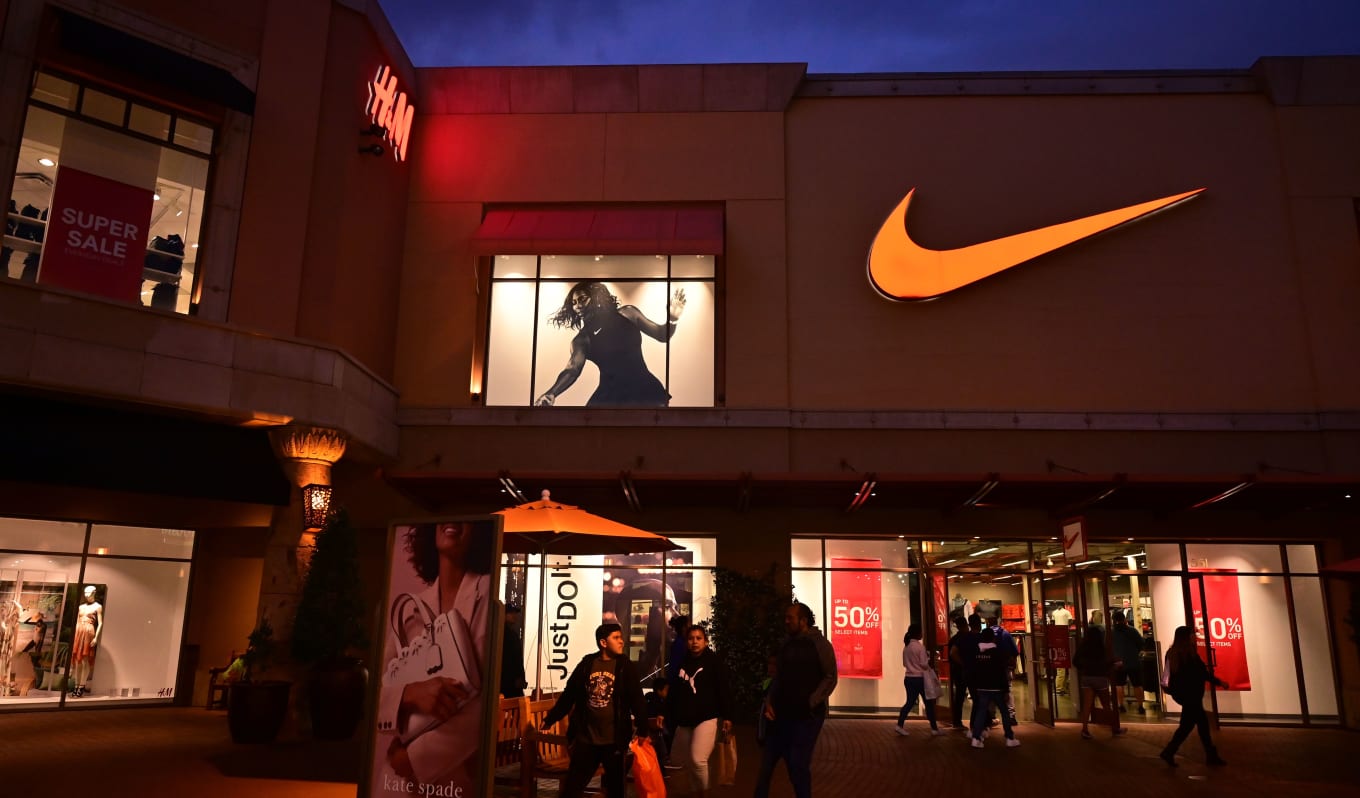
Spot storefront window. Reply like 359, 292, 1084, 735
0, 518, 192, 710
504, 536, 715, 693
484, 255, 716, 407
5, 70, 213, 315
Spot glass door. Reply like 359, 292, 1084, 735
1184, 573, 1222, 729
1028, 573, 1055, 727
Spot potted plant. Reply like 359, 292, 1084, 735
291, 508, 369, 739
226, 617, 292, 743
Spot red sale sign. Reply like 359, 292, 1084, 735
829, 557, 882, 678
38, 167, 154, 302
1044, 624, 1071, 669
932, 571, 950, 646
1190, 569, 1250, 691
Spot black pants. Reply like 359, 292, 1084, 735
950, 679, 970, 727
560, 741, 627, 798
1163, 698, 1216, 757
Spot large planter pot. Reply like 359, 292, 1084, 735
308, 658, 368, 740
227, 680, 292, 744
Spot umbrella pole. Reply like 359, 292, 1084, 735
536, 546, 547, 697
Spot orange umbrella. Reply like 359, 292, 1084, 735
495, 490, 681, 555
494, 490, 681, 692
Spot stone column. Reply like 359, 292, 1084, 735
259, 425, 347, 736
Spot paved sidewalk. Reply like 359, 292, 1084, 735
0, 708, 1356, 797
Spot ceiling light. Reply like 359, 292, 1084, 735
37, 157, 55, 167
175, 210, 183, 217
154, 193, 161, 201
1075, 559, 1100, 567
190, 243, 199, 249
1001, 559, 1028, 567
970, 547, 1000, 557
1127, 537, 1134, 541
937, 559, 957, 565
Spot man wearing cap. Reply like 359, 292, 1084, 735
536, 623, 648, 798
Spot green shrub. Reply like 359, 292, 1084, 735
704, 566, 789, 716
291, 509, 368, 664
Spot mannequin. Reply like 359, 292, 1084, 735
1050, 606, 1074, 695
71, 586, 103, 697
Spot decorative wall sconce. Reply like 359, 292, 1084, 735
302, 483, 334, 531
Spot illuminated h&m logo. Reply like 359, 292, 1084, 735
366, 65, 415, 162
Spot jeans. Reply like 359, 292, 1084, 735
674, 718, 718, 789
560, 741, 628, 798
950, 678, 969, 728
754, 715, 824, 798
897, 676, 938, 729
1163, 698, 1217, 758
970, 690, 1015, 740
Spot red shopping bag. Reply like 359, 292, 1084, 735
629, 738, 667, 798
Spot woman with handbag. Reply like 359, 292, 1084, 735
377, 522, 495, 790
1160, 625, 1228, 767
894, 624, 941, 736
662, 624, 734, 798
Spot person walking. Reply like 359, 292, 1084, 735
753, 602, 837, 798
894, 623, 941, 736
1160, 625, 1228, 768
966, 628, 1019, 749
536, 623, 648, 798
1109, 610, 1146, 715
947, 616, 978, 733
662, 624, 733, 798
1073, 626, 1125, 739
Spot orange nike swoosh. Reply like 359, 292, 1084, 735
867, 187, 1205, 301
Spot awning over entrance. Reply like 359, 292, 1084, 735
470, 206, 724, 255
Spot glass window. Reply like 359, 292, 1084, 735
76, 557, 191, 703
1289, 577, 1337, 719
824, 537, 914, 569
31, 72, 77, 110
1184, 543, 1282, 573
88, 526, 194, 560
791, 538, 822, 568
8, 77, 213, 316
0, 554, 81, 706
484, 254, 716, 407
0, 518, 86, 553
80, 88, 126, 126
128, 104, 171, 140
171, 117, 213, 154
1286, 544, 1318, 574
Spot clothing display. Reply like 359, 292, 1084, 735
72, 604, 99, 665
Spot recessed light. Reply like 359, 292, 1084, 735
37, 157, 55, 167
175, 210, 183, 217
153, 193, 161, 201
190, 243, 199, 249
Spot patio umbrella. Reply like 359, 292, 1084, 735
494, 490, 681, 692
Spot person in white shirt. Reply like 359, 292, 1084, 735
1050, 606, 1074, 695
893, 624, 941, 736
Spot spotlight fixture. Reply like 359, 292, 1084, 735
37, 157, 55, 167
302, 483, 334, 531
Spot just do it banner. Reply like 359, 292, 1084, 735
1190, 569, 1250, 691
829, 557, 882, 678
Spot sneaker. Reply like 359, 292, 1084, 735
1160, 751, 1178, 768
1080, 730, 1093, 740
930, 728, 945, 736
1113, 728, 1128, 737
971, 737, 984, 749
894, 725, 910, 737
1006, 738, 1021, 748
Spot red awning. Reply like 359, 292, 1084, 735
470, 206, 724, 255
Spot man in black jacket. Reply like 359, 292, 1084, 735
754, 602, 838, 798
538, 623, 647, 798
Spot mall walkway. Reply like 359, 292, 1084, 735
0, 708, 1356, 797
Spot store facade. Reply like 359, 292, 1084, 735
1, 0, 1357, 729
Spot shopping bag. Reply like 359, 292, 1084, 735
713, 729, 738, 786
629, 738, 667, 798
923, 668, 943, 701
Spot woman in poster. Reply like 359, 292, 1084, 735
377, 522, 494, 793
535, 281, 686, 407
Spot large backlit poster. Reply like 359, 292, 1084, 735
365, 517, 504, 798
485, 255, 715, 407
523, 556, 605, 693
1190, 569, 1251, 691
829, 557, 882, 678
38, 166, 154, 302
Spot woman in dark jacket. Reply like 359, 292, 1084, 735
1160, 625, 1228, 767
663, 624, 733, 798
1073, 626, 1124, 739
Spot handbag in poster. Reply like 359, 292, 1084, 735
383, 592, 482, 744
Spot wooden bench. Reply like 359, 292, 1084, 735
520, 695, 577, 797
493, 696, 529, 785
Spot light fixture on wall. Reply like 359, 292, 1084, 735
302, 483, 334, 531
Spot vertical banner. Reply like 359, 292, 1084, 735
931, 571, 950, 646
524, 555, 605, 694
829, 557, 882, 678
1190, 569, 1250, 691
366, 517, 504, 798
38, 167, 154, 302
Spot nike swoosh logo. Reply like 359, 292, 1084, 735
867, 187, 1205, 301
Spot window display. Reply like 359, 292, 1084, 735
0, 518, 193, 709
485, 255, 716, 407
